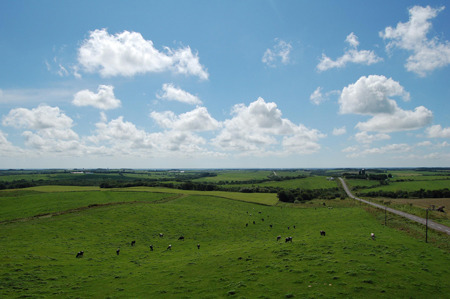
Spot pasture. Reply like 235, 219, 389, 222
1, 188, 449, 298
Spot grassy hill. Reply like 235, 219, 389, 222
1, 188, 449, 298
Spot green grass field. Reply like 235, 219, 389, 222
1, 188, 449, 298
238, 176, 339, 190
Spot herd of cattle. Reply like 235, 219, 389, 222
75, 209, 376, 258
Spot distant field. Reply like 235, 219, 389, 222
357, 180, 450, 193
241, 176, 338, 189
0, 190, 449, 298
111, 186, 279, 205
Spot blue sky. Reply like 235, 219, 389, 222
1, 0, 449, 169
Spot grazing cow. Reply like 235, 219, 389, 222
320, 230, 326, 236
178, 236, 185, 241
269, 224, 273, 228
293, 225, 296, 229
285, 237, 293, 243
167, 244, 172, 250
159, 233, 164, 238
261, 218, 264, 222
116, 248, 120, 255
246, 223, 248, 227
131, 240, 136, 246
437, 206, 445, 212
277, 235, 281, 242
197, 244, 200, 249
288, 226, 290, 230
371, 233, 376, 240
253, 221, 256, 225
149, 245, 154, 251
76, 251, 84, 258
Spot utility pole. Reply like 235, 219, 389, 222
425, 209, 429, 243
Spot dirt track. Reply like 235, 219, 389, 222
0, 194, 185, 224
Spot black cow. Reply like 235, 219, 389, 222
149, 245, 153, 251
76, 251, 84, 258
116, 248, 120, 255
276, 235, 281, 242
197, 244, 200, 249
167, 244, 172, 250
178, 236, 185, 241
159, 233, 164, 238
320, 230, 326, 236
131, 240, 136, 246
285, 237, 293, 243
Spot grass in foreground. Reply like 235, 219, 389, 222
0, 190, 449, 298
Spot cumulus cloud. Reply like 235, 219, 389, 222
89, 115, 213, 156
262, 39, 293, 67
380, 5, 450, 76
78, 28, 208, 80
355, 106, 433, 132
3, 105, 74, 130
2, 105, 83, 154
339, 75, 432, 132
157, 83, 202, 105
212, 97, 324, 154
332, 127, 346, 136
426, 125, 450, 138
0, 130, 24, 156
355, 131, 390, 144
317, 32, 382, 71
339, 75, 409, 115
150, 107, 220, 132
72, 85, 121, 110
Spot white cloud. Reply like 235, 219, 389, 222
332, 127, 346, 136
0, 130, 24, 156
89, 116, 213, 157
262, 39, 293, 67
317, 32, 382, 71
339, 75, 431, 132
355, 106, 432, 132
150, 107, 220, 131
380, 5, 450, 76
310, 87, 325, 105
78, 28, 208, 80
339, 75, 409, 115
72, 85, 121, 110
355, 131, 390, 144
212, 97, 324, 154
3, 105, 74, 130
310, 87, 340, 105
345, 143, 412, 158
157, 83, 202, 105
426, 125, 450, 138
2, 105, 84, 154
